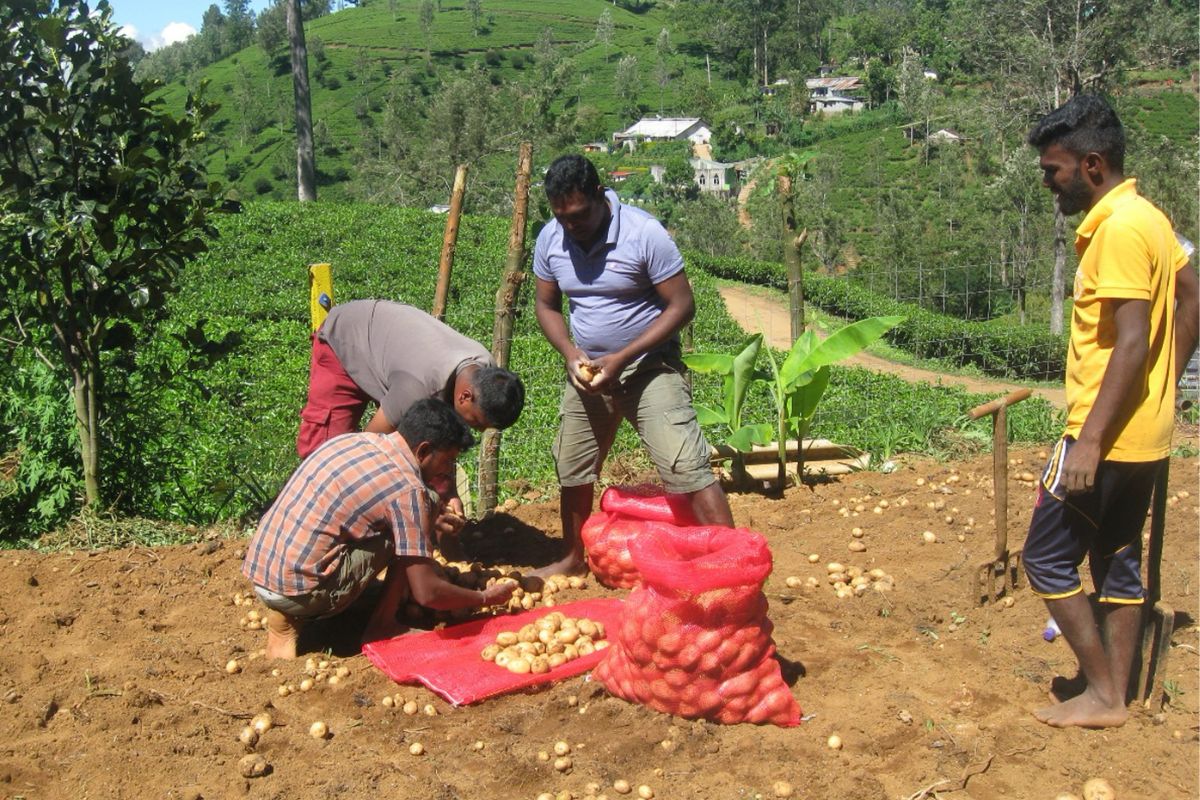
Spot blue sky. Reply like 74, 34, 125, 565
108, 0, 273, 51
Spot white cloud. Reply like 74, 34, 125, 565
135, 21, 198, 52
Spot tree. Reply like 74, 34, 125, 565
0, 0, 221, 507
615, 54, 640, 121
466, 0, 483, 35
654, 27, 673, 114
224, 0, 255, 53
287, 0, 317, 201
257, 0, 287, 56
199, 4, 226, 63
595, 8, 614, 62
419, 0, 435, 59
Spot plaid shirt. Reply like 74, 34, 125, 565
243, 432, 434, 595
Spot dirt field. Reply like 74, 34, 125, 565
1, 446, 1197, 800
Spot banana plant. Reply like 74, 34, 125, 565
685, 316, 904, 489
764, 315, 905, 483
683, 333, 773, 486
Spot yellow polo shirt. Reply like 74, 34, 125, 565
1065, 179, 1187, 461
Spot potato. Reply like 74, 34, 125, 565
826, 734, 843, 750
238, 753, 270, 778
1082, 778, 1116, 800
496, 631, 519, 647
309, 721, 328, 739
773, 781, 794, 798
578, 363, 597, 382
250, 712, 273, 735
480, 644, 501, 662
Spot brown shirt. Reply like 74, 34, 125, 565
319, 300, 492, 426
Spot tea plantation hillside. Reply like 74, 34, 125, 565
155, 0, 740, 204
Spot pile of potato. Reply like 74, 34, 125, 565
404, 560, 588, 620
274, 656, 352, 697
231, 591, 266, 630
481, 612, 609, 674
824, 562, 895, 599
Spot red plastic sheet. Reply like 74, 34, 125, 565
362, 598, 625, 706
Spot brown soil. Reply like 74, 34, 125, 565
1, 446, 1197, 800
718, 284, 1069, 409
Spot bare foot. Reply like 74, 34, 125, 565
528, 555, 589, 579
1033, 688, 1128, 728
1049, 673, 1088, 703
265, 609, 301, 660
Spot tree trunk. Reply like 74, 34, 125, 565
778, 176, 805, 341
1051, 207, 1067, 335
287, 0, 317, 202
70, 358, 100, 508
479, 143, 532, 515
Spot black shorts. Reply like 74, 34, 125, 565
1023, 436, 1163, 605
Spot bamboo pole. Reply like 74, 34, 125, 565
478, 143, 532, 514
431, 164, 469, 322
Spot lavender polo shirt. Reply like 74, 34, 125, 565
533, 189, 685, 359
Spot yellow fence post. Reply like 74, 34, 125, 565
308, 263, 333, 332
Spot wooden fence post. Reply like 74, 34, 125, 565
778, 175, 807, 342
478, 142, 533, 515
432, 164, 469, 322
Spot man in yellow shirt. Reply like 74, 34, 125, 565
1022, 94, 1199, 728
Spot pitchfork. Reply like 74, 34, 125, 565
968, 388, 1031, 605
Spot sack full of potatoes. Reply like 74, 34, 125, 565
581, 484, 698, 589
592, 522, 801, 726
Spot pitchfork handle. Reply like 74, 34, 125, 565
968, 388, 1032, 420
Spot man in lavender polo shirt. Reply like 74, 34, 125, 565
532, 154, 734, 577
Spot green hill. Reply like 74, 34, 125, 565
158, 0, 740, 204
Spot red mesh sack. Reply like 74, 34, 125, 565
592, 522, 801, 727
582, 485, 698, 590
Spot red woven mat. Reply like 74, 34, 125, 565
361, 598, 625, 706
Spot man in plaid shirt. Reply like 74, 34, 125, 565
244, 398, 515, 659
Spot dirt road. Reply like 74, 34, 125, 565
718, 284, 1068, 409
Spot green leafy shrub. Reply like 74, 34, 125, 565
0, 351, 81, 539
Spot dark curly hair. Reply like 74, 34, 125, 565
1027, 94, 1125, 172
398, 398, 475, 453
544, 154, 602, 201
470, 366, 525, 430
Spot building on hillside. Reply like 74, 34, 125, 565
612, 116, 712, 152
608, 169, 634, 184
689, 157, 740, 196
810, 94, 864, 114
928, 128, 963, 144
804, 76, 865, 115
902, 124, 964, 146
759, 77, 791, 96
582, 142, 609, 154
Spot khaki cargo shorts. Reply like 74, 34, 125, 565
552, 351, 716, 495
253, 535, 395, 620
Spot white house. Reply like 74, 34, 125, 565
613, 116, 712, 151
689, 157, 739, 196
810, 94, 864, 114
805, 76, 865, 115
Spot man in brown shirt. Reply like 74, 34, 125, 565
298, 299, 525, 459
